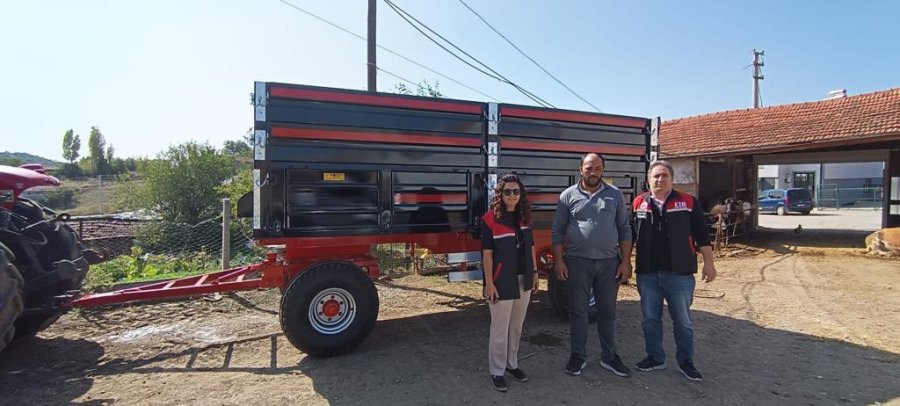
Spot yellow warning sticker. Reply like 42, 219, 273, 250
323, 172, 345, 181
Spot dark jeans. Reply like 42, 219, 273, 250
637, 272, 696, 364
565, 255, 619, 362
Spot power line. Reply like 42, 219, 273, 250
277, 0, 500, 101
384, 0, 552, 107
374, 64, 424, 91
458, 0, 601, 112
383, 0, 555, 108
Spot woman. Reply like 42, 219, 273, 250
481, 174, 539, 392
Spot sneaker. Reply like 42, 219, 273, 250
564, 353, 587, 376
635, 356, 667, 371
600, 354, 631, 377
678, 360, 703, 381
491, 375, 509, 392
505, 367, 528, 382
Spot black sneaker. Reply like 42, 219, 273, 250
635, 356, 667, 371
491, 375, 508, 392
678, 360, 703, 381
505, 367, 528, 382
600, 354, 631, 377
564, 353, 587, 376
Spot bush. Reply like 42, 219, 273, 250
84, 246, 221, 291
54, 163, 83, 179
133, 219, 221, 255
23, 187, 77, 210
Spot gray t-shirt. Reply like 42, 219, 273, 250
551, 182, 632, 260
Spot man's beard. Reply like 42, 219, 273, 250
582, 175, 601, 188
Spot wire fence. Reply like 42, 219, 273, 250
67, 215, 459, 279
68, 215, 259, 266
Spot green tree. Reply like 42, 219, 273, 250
62, 129, 81, 164
223, 139, 252, 158
393, 80, 443, 98
87, 126, 108, 175
136, 141, 235, 224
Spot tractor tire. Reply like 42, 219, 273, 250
280, 261, 379, 357
548, 271, 598, 323
0, 246, 25, 352
4, 199, 89, 339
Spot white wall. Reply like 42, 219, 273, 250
822, 162, 884, 179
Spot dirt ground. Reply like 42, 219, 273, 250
1, 229, 899, 405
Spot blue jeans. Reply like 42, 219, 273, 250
565, 256, 620, 362
637, 272, 696, 364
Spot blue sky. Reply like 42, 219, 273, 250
2, 0, 898, 161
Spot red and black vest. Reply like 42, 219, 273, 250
480, 212, 535, 300
632, 191, 712, 275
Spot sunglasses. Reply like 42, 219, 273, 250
502, 189, 521, 196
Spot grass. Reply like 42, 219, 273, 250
83, 247, 263, 292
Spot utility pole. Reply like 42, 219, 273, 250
367, 0, 377, 92
752, 49, 765, 108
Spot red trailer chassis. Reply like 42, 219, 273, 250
70, 231, 553, 309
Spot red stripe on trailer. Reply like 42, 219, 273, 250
271, 127, 483, 148
501, 107, 647, 128
527, 193, 559, 204
269, 87, 483, 115
502, 139, 646, 156
394, 193, 467, 204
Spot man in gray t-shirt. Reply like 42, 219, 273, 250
551, 153, 633, 378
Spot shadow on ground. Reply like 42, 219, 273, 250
294, 294, 898, 405
0, 337, 106, 405
2, 290, 897, 405
749, 228, 872, 253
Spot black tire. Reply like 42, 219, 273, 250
0, 246, 25, 352
280, 261, 379, 357
801, 210, 811, 215
8, 201, 89, 339
547, 271, 598, 323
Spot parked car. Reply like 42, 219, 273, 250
758, 188, 814, 215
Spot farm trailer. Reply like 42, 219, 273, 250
68, 82, 656, 356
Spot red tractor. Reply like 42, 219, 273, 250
0, 164, 93, 352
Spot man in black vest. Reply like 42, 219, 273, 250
629, 160, 717, 381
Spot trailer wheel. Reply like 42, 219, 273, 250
280, 261, 379, 357
548, 271, 598, 323
0, 246, 24, 352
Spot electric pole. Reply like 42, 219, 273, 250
752, 49, 765, 108
367, 0, 377, 92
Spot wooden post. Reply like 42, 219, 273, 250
222, 198, 231, 270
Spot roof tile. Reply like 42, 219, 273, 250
660, 88, 900, 157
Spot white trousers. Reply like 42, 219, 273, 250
488, 281, 531, 376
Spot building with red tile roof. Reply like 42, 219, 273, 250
655, 88, 900, 228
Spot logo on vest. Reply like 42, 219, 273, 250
674, 201, 687, 209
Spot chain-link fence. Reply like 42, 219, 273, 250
68, 215, 258, 266
70, 214, 467, 280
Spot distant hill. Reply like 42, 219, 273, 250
0, 151, 64, 168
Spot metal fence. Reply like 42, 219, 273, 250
707, 206, 754, 250
816, 186, 883, 210
69, 214, 452, 279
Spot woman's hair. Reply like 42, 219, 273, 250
490, 173, 532, 225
